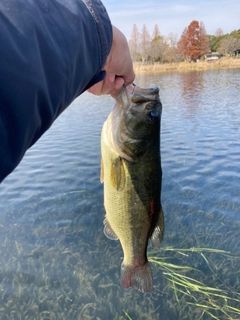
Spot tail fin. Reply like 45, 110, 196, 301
120, 261, 153, 293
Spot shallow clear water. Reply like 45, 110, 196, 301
0, 68, 240, 319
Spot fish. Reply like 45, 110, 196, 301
100, 84, 164, 293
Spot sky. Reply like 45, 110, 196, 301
102, 0, 240, 40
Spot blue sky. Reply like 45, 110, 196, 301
102, 0, 240, 40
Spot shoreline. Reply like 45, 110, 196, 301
133, 57, 240, 73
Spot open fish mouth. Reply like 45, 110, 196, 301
126, 83, 160, 99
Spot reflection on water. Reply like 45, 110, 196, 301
180, 71, 205, 117
0, 69, 240, 319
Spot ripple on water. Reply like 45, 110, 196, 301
0, 69, 240, 319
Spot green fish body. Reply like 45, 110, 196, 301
101, 85, 164, 293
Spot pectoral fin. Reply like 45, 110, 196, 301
110, 156, 125, 191
150, 206, 165, 248
103, 218, 118, 240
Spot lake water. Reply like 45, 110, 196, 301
0, 68, 240, 320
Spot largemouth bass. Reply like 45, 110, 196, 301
100, 84, 164, 293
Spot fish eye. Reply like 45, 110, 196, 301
148, 110, 158, 121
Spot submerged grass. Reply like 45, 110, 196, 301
1, 186, 240, 319
123, 309, 133, 320
147, 247, 240, 320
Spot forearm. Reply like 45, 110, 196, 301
0, 0, 112, 182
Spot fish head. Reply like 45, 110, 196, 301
111, 84, 162, 161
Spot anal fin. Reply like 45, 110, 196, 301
150, 206, 165, 249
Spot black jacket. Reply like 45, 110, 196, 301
0, 0, 112, 182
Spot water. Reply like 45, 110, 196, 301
0, 68, 240, 319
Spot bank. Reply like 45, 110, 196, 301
133, 57, 240, 73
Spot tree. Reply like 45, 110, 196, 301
152, 24, 161, 40
177, 27, 188, 60
208, 35, 223, 52
230, 29, 240, 38
215, 28, 224, 37
166, 32, 178, 49
207, 28, 224, 53
140, 24, 151, 61
164, 33, 178, 62
219, 36, 240, 56
149, 36, 168, 62
129, 24, 140, 61
199, 21, 209, 55
177, 20, 209, 61
185, 20, 201, 60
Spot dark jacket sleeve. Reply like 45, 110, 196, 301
0, 0, 112, 182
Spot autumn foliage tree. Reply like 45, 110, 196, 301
178, 20, 209, 61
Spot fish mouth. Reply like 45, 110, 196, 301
126, 83, 136, 95
126, 83, 160, 103
114, 84, 160, 110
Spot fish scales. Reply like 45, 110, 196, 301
101, 85, 164, 293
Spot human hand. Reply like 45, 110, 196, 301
87, 26, 135, 96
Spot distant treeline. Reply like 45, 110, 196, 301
128, 22, 240, 63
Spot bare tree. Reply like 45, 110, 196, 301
215, 28, 224, 37
166, 33, 178, 62
149, 36, 168, 62
140, 24, 151, 61
152, 24, 161, 40
166, 32, 178, 48
219, 36, 240, 56
129, 24, 140, 61
199, 21, 210, 55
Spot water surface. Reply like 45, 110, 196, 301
0, 68, 240, 319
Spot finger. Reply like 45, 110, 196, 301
122, 68, 135, 87
87, 74, 127, 96
100, 74, 123, 95
109, 77, 124, 97
114, 76, 124, 91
